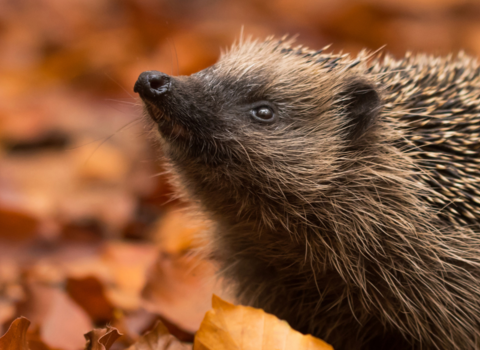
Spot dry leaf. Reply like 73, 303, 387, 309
127, 321, 191, 350
0, 317, 30, 350
142, 210, 222, 333
194, 296, 333, 350
149, 210, 205, 252
0, 300, 16, 335
141, 252, 218, 333
110, 308, 157, 344
0, 206, 39, 241
66, 276, 115, 323
101, 242, 158, 311
84, 326, 122, 350
18, 281, 92, 350
25, 326, 56, 350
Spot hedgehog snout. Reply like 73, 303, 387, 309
134, 71, 171, 101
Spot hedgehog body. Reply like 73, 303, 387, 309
134, 38, 480, 350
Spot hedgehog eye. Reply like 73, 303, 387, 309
250, 106, 276, 123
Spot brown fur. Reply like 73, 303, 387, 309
136, 37, 480, 350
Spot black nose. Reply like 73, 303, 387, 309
134, 71, 171, 100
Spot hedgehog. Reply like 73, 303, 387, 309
134, 37, 480, 350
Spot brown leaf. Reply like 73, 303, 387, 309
18, 281, 92, 350
84, 326, 122, 350
0, 206, 39, 241
26, 326, 56, 350
127, 321, 191, 350
194, 296, 333, 350
0, 317, 31, 350
66, 276, 115, 323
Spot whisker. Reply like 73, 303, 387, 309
149, 170, 172, 179
104, 98, 141, 106
103, 71, 136, 99
80, 118, 142, 164
167, 37, 180, 76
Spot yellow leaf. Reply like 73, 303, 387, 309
194, 296, 333, 350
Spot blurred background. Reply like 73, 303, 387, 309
1, 0, 479, 349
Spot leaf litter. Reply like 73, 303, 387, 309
2, 0, 473, 348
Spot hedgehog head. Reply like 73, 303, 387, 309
134, 38, 383, 230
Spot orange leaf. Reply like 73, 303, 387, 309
142, 210, 221, 333
84, 326, 122, 350
127, 321, 192, 350
194, 296, 333, 350
0, 317, 31, 350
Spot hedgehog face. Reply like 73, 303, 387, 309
134, 39, 382, 224
133, 64, 284, 160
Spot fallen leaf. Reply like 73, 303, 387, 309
101, 242, 158, 311
141, 252, 219, 333
152, 317, 194, 344
142, 210, 222, 333
76, 142, 129, 183
84, 326, 122, 350
58, 241, 157, 312
0, 206, 39, 241
111, 308, 158, 345
0, 260, 24, 334
149, 210, 205, 252
18, 281, 92, 350
0, 317, 30, 350
194, 296, 333, 350
66, 276, 115, 323
26, 326, 56, 350
0, 300, 16, 334
127, 321, 191, 350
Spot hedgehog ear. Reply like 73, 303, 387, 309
340, 80, 381, 142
